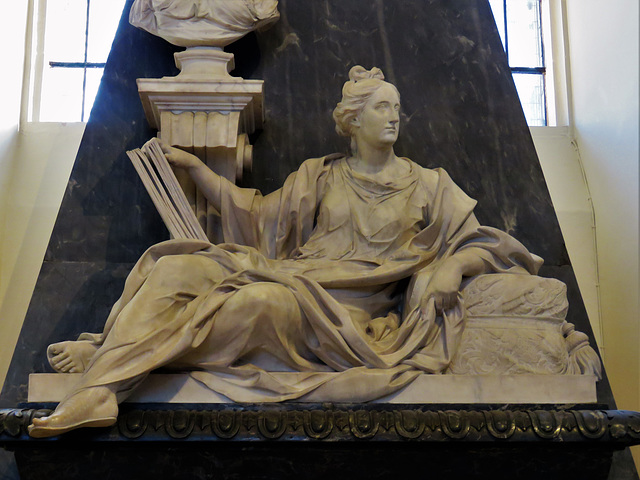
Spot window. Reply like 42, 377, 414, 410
489, 0, 548, 126
26, 1, 554, 125
25, 0, 125, 122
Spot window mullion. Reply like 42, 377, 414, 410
81, 0, 90, 122
30, 0, 48, 123
538, 0, 545, 69
503, 0, 509, 61
511, 67, 546, 74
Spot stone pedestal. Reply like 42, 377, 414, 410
137, 47, 263, 240
27, 373, 598, 404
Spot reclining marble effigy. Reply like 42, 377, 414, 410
27, 63, 601, 438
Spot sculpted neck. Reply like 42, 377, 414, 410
351, 142, 397, 175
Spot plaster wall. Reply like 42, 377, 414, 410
0, 2, 29, 305
0, 0, 29, 389
0, 124, 84, 389
564, 0, 640, 461
530, 127, 601, 347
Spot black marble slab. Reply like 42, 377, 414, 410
2, 406, 640, 479
1, 444, 619, 480
0, 261, 134, 408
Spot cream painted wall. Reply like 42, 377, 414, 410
0, 124, 84, 388
531, 127, 602, 348
0, 2, 28, 305
0, 0, 29, 389
565, 0, 640, 462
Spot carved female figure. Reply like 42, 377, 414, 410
29, 66, 548, 437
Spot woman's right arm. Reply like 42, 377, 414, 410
160, 143, 222, 212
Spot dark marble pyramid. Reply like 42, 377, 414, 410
1, 0, 612, 407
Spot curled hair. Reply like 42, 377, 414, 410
332, 66, 399, 141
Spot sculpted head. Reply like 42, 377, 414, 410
333, 66, 401, 150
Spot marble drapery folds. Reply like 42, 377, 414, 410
66, 155, 542, 402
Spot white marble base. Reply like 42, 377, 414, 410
28, 373, 597, 404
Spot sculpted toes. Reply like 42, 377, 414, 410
31, 416, 50, 426
56, 351, 71, 362
56, 355, 72, 366
48, 342, 66, 355
56, 358, 73, 371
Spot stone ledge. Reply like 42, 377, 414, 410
28, 373, 598, 404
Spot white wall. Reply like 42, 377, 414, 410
531, 127, 602, 347
0, 124, 84, 388
565, 0, 640, 461
0, 2, 29, 303
0, 0, 29, 389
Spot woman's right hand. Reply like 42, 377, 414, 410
157, 139, 222, 210
159, 140, 203, 170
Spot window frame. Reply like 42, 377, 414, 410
21, 0, 118, 124
490, 0, 555, 126
21, 0, 568, 127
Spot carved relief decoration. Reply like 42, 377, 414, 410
2, 408, 640, 445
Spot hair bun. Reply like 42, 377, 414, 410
348, 66, 385, 82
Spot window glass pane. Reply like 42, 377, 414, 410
39, 67, 84, 122
87, 0, 126, 62
513, 73, 546, 126
83, 67, 104, 120
506, 0, 543, 67
488, 0, 506, 49
44, 0, 87, 62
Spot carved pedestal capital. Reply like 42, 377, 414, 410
136, 49, 264, 241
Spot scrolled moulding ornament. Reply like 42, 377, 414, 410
3, 408, 640, 445
482, 410, 517, 439
130, 0, 280, 242
302, 410, 334, 439
210, 410, 241, 439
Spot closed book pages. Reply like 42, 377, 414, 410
127, 138, 209, 242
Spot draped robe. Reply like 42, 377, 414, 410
68, 155, 542, 402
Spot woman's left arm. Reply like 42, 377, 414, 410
421, 247, 489, 312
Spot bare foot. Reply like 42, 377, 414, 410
28, 386, 118, 438
47, 340, 99, 373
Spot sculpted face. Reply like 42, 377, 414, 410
352, 83, 400, 149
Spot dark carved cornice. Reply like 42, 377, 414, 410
2, 407, 640, 445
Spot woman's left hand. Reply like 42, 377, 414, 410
420, 259, 463, 313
